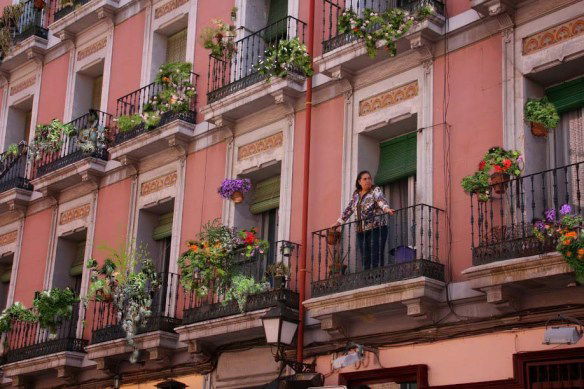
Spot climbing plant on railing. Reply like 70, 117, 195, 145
28, 119, 76, 160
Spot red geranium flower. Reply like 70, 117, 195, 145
478, 160, 486, 171
494, 165, 503, 173
244, 231, 255, 244
502, 159, 512, 169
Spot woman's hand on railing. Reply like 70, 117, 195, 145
386, 208, 396, 216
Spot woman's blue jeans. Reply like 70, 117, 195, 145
357, 226, 389, 270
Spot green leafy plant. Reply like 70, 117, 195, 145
0, 4, 24, 58
33, 288, 78, 336
461, 147, 522, 201
337, 4, 433, 58
28, 119, 76, 160
265, 261, 289, 278
5, 143, 19, 156
115, 62, 196, 133
76, 111, 109, 153
524, 97, 560, 130
223, 274, 269, 312
0, 302, 36, 334
86, 241, 159, 363
255, 37, 313, 79
200, 7, 237, 58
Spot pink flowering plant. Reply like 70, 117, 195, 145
217, 178, 252, 199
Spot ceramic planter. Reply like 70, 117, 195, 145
531, 122, 548, 137
231, 191, 244, 203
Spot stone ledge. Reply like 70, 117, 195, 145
0, 35, 47, 72
50, 0, 120, 38
30, 157, 107, 197
0, 187, 33, 215
2, 351, 85, 378
86, 330, 182, 362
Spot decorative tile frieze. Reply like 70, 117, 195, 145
523, 17, 584, 55
359, 81, 419, 116
154, 0, 188, 19
0, 231, 17, 247
77, 38, 107, 61
140, 171, 178, 196
238, 133, 283, 161
59, 204, 91, 225
10, 77, 36, 96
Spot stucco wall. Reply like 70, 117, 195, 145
36, 53, 70, 123
121, 374, 203, 388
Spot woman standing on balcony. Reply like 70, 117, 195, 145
333, 171, 395, 270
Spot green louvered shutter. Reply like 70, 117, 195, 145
546, 77, 584, 114
375, 132, 417, 186
69, 241, 86, 277
153, 212, 173, 241
0, 266, 11, 283
250, 176, 281, 215
264, 0, 288, 43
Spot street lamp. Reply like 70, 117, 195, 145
261, 302, 315, 373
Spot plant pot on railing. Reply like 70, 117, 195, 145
531, 122, 548, 138
490, 172, 510, 195
326, 228, 341, 245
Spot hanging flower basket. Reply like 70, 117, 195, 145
490, 172, 510, 195
218, 178, 252, 203
33, 0, 45, 10
531, 122, 548, 138
231, 190, 244, 203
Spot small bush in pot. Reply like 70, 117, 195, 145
524, 97, 560, 137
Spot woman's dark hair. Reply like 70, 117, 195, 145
355, 170, 372, 192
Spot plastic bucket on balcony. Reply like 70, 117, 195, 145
390, 245, 416, 263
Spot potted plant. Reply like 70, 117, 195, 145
461, 147, 522, 200
0, 302, 36, 335
223, 274, 269, 312
28, 119, 76, 160
265, 261, 289, 289
326, 227, 341, 245
328, 250, 348, 276
218, 178, 252, 203
255, 37, 314, 80
33, 288, 78, 337
86, 241, 159, 363
0, 4, 24, 58
534, 204, 584, 284
524, 97, 560, 137
200, 7, 238, 59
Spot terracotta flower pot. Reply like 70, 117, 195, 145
326, 229, 341, 245
231, 191, 244, 203
34, 0, 45, 9
531, 122, 548, 137
490, 172, 510, 195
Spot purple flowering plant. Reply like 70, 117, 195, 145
218, 178, 252, 199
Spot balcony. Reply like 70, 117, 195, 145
176, 241, 299, 355
316, 0, 445, 78
0, 0, 49, 72
108, 73, 198, 164
85, 273, 182, 365
200, 17, 308, 124
304, 205, 446, 335
0, 143, 33, 213
1, 303, 87, 386
30, 110, 111, 196
47, 0, 120, 39
463, 162, 584, 310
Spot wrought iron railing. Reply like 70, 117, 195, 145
11, 0, 49, 46
310, 204, 445, 298
48, 0, 92, 22
0, 143, 32, 193
207, 16, 307, 103
182, 240, 300, 324
113, 72, 198, 145
3, 302, 86, 364
321, 0, 444, 54
90, 272, 181, 344
30, 110, 111, 179
470, 161, 584, 266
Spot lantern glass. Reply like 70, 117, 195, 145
262, 316, 282, 345
280, 319, 298, 345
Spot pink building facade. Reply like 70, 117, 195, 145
0, 0, 582, 387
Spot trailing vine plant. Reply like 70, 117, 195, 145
0, 4, 24, 58
338, 4, 435, 58
86, 241, 159, 363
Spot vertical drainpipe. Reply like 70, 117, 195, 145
297, 0, 316, 364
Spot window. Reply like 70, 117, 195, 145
5, 97, 33, 147
72, 61, 104, 118
339, 365, 428, 389
91, 75, 103, 111
166, 29, 187, 64
251, 176, 280, 266
54, 232, 86, 294
0, 254, 13, 312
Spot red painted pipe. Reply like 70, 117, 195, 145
297, 0, 316, 364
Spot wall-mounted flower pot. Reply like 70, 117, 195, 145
531, 122, 548, 137
490, 172, 510, 195
231, 191, 244, 203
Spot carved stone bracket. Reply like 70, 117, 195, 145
471, 0, 517, 18
271, 89, 297, 112
147, 347, 172, 363
209, 114, 235, 133
319, 314, 347, 339
187, 340, 217, 375
57, 29, 76, 42
482, 284, 520, 313
402, 297, 438, 321
9, 375, 31, 388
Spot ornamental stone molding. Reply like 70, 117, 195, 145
77, 38, 107, 61
154, 0, 189, 19
237, 132, 283, 161
140, 171, 178, 196
359, 81, 419, 116
9, 76, 36, 96
0, 230, 17, 246
59, 204, 91, 225
522, 17, 584, 55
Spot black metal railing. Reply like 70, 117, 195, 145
11, 0, 49, 47
207, 16, 307, 103
113, 72, 198, 145
321, 0, 444, 54
182, 240, 300, 324
310, 204, 445, 298
90, 272, 181, 344
0, 143, 32, 193
471, 161, 584, 266
48, 0, 92, 22
3, 302, 86, 364
30, 110, 111, 179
